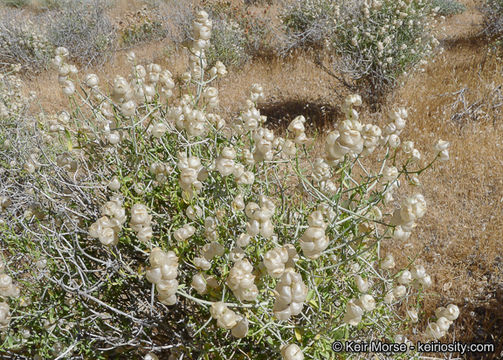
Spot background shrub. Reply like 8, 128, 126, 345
432, 0, 466, 16
329, 0, 437, 102
2, 0, 30, 8
0, 11, 53, 71
47, 0, 116, 66
483, 0, 503, 41
281, 0, 340, 53
118, 7, 166, 47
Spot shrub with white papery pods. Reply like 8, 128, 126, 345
1, 7, 458, 359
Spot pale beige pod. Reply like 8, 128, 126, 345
393, 285, 407, 298
217, 308, 239, 330
191, 273, 207, 295
144, 352, 159, 360
236, 233, 251, 248
194, 257, 211, 271
436, 317, 452, 332
357, 294, 376, 311
0, 274, 13, 293
411, 264, 427, 280
442, 304, 460, 321
108, 176, 121, 191
425, 322, 444, 340
343, 300, 364, 326
398, 270, 413, 285
145, 267, 162, 284
231, 317, 249, 338
419, 274, 432, 288
354, 275, 369, 293
210, 302, 226, 319
407, 309, 419, 323
260, 219, 274, 238
0, 302, 10, 326
281, 344, 304, 360
380, 253, 395, 270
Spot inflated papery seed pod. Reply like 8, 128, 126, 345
273, 269, 308, 320
356, 294, 376, 311
436, 304, 460, 321
281, 344, 304, 360
244, 196, 276, 239
0, 273, 19, 298
204, 216, 218, 241
173, 224, 196, 242
425, 322, 444, 340
145, 248, 179, 306
216, 146, 236, 177
299, 210, 329, 259
263, 245, 299, 278
226, 259, 258, 302
436, 316, 452, 332
354, 275, 370, 293
380, 253, 395, 270
201, 241, 225, 260
186, 205, 203, 221
398, 270, 413, 285
288, 115, 311, 145
253, 128, 275, 162
236, 233, 251, 247
391, 193, 427, 231
129, 203, 153, 244
177, 153, 204, 200
210, 302, 248, 338
263, 247, 288, 278
343, 299, 364, 326
191, 272, 219, 295
88, 199, 127, 246
210, 302, 238, 330
325, 95, 365, 165
0, 302, 10, 330
231, 316, 249, 338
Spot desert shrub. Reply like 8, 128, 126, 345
280, 0, 437, 101
432, 0, 466, 16
0, 12, 53, 71
205, 14, 249, 67
329, 0, 438, 101
47, 0, 116, 66
155, 0, 195, 46
483, 0, 503, 45
2, 0, 30, 7
158, 1, 275, 66
118, 7, 165, 47
281, 0, 340, 53
0, 11, 459, 359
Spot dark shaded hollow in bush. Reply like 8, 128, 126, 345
258, 100, 342, 130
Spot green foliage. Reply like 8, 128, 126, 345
432, 0, 466, 16
2, 0, 30, 8
330, 0, 436, 101
121, 19, 164, 47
